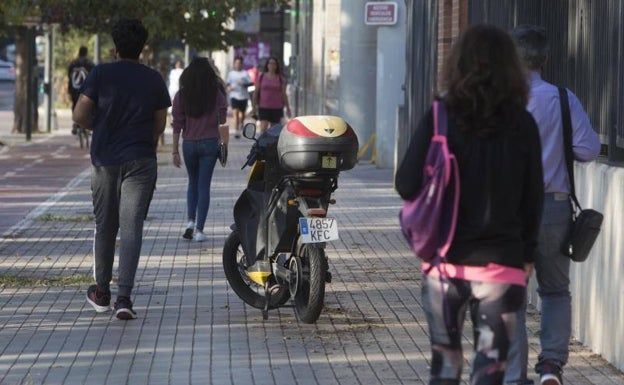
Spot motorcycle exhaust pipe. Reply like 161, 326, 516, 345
274, 253, 292, 283
274, 264, 291, 282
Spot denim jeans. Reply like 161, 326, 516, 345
422, 274, 525, 385
505, 194, 572, 384
182, 138, 218, 231
91, 157, 157, 297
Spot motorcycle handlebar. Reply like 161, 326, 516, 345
241, 125, 282, 169
242, 144, 261, 169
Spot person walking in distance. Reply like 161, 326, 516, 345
68, 46, 94, 135
395, 24, 544, 384
168, 59, 184, 101
252, 56, 291, 132
72, 19, 171, 320
171, 57, 228, 242
226, 56, 252, 138
504, 25, 601, 385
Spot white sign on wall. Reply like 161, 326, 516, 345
365, 2, 398, 26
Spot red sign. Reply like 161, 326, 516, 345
365, 2, 398, 25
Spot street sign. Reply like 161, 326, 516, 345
365, 2, 398, 26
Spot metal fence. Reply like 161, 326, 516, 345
402, 1, 624, 162
400, 0, 438, 164
468, 0, 624, 162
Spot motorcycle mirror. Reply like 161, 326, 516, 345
243, 122, 257, 139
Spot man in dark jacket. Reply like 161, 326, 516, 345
67, 46, 94, 134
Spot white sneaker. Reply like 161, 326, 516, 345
540, 374, 562, 385
193, 232, 207, 242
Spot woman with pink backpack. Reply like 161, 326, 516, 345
395, 24, 544, 384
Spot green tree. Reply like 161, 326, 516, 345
0, 0, 289, 134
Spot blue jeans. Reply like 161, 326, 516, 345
505, 194, 572, 384
91, 157, 157, 297
422, 274, 525, 385
182, 138, 218, 231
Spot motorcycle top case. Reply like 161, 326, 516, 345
277, 116, 359, 172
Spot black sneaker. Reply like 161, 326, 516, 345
540, 361, 563, 385
182, 221, 194, 240
114, 296, 137, 320
86, 284, 111, 313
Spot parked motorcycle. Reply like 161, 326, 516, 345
222, 116, 359, 323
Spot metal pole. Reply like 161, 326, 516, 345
44, 25, 53, 133
25, 26, 33, 141
291, 0, 300, 116
93, 34, 100, 64
184, 44, 190, 67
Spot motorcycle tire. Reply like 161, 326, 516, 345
222, 231, 290, 310
294, 243, 328, 323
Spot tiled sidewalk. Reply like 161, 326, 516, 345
1, 120, 623, 384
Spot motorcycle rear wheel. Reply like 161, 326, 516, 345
222, 231, 290, 310
294, 243, 328, 323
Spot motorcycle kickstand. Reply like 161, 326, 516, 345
262, 281, 270, 320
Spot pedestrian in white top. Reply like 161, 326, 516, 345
168, 59, 184, 100
226, 56, 252, 138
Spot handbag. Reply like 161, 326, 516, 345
217, 111, 228, 167
558, 87, 603, 262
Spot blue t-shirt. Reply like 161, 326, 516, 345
81, 61, 171, 166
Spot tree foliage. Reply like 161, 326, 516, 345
0, 0, 289, 134
1, 0, 290, 51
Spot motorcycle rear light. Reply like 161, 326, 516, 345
297, 188, 323, 196
307, 208, 327, 216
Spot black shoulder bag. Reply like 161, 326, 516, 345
558, 87, 603, 262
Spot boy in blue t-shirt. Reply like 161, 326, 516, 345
73, 19, 171, 320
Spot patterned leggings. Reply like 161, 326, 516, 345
421, 275, 525, 385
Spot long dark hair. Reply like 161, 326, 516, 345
179, 57, 220, 118
442, 24, 528, 136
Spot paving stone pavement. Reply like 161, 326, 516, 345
1, 111, 623, 385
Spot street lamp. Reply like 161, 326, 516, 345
184, 12, 191, 66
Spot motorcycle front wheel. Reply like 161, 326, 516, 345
294, 243, 328, 323
222, 231, 290, 310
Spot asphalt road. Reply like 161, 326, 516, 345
0, 106, 91, 237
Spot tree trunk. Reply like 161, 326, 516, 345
12, 26, 39, 134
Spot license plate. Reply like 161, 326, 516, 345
299, 217, 339, 243
321, 155, 337, 169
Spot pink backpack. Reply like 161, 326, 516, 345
399, 100, 460, 265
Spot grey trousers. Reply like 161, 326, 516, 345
91, 157, 157, 297
505, 193, 573, 384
